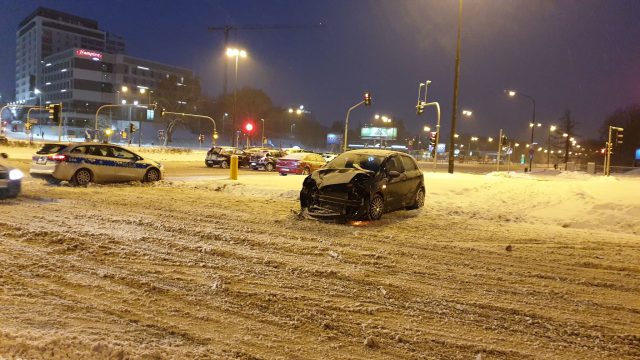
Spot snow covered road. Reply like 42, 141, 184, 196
0, 172, 639, 359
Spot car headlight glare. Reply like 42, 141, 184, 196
9, 169, 23, 180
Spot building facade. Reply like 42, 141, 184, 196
40, 47, 193, 128
15, 7, 110, 103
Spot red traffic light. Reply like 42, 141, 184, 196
244, 122, 254, 133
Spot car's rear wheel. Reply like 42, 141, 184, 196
265, 163, 274, 172
302, 167, 311, 175
221, 160, 229, 169
367, 194, 384, 221
72, 169, 92, 186
144, 168, 161, 182
407, 187, 425, 210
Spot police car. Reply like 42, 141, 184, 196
30, 143, 164, 185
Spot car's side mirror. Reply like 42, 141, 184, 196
0, 153, 8, 159
388, 170, 401, 178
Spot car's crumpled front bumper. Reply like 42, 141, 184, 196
301, 189, 366, 220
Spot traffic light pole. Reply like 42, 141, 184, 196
163, 111, 218, 147
343, 100, 365, 153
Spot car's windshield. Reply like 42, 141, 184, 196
326, 153, 384, 172
36, 144, 67, 155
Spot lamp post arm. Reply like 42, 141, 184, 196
343, 100, 365, 152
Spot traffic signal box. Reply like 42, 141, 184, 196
47, 103, 62, 124
363, 92, 372, 106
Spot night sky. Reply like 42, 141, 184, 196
1, 0, 639, 142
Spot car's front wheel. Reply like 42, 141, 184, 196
366, 194, 384, 220
265, 163, 274, 172
144, 168, 161, 182
407, 187, 425, 210
72, 169, 92, 186
205, 162, 214, 168
221, 160, 229, 169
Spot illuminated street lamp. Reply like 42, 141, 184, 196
423, 126, 431, 132
488, 137, 494, 143
467, 136, 478, 161
506, 89, 537, 171
226, 47, 248, 146
547, 124, 557, 168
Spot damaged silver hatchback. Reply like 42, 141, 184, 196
300, 149, 425, 221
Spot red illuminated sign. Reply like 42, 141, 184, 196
75, 49, 103, 60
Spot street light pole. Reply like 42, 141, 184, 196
447, 0, 463, 174
260, 118, 265, 146
547, 125, 556, 168
226, 48, 247, 147
506, 90, 536, 172
343, 100, 365, 152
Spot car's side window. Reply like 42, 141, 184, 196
110, 147, 137, 160
386, 156, 404, 173
70, 146, 87, 154
401, 155, 417, 171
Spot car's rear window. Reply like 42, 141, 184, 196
36, 144, 67, 155
282, 153, 309, 160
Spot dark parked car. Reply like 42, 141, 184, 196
0, 153, 22, 198
205, 146, 250, 168
250, 149, 285, 172
300, 149, 425, 221
276, 152, 326, 176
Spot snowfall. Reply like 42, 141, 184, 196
0, 145, 639, 359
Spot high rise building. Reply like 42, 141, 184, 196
15, 7, 124, 103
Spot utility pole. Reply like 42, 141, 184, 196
448, 0, 463, 174
497, 129, 503, 171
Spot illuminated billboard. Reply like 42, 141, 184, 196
326, 133, 342, 145
360, 127, 397, 140
636, 148, 640, 160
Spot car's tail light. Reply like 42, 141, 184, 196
48, 154, 68, 162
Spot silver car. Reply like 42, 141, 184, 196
30, 143, 164, 186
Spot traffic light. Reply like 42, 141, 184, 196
25, 122, 32, 131
363, 92, 372, 106
129, 122, 137, 133
244, 122, 254, 134
213, 131, 219, 140
617, 132, 624, 145
153, 105, 166, 120
48, 104, 62, 124
429, 131, 437, 147
198, 134, 205, 144
416, 102, 425, 115
501, 134, 508, 145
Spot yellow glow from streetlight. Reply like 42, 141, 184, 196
537, 123, 542, 127
288, 108, 293, 113
139, 88, 146, 94
296, 109, 302, 115
514, 143, 520, 147
563, 133, 568, 137
507, 90, 517, 97
550, 125, 557, 132
121, 86, 128, 93
488, 137, 494, 142
239, 49, 247, 58
538, 147, 543, 151
462, 110, 472, 116
105, 128, 113, 136
375, 114, 380, 119
454, 133, 459, 138
423, 126, 431, 132
569, 137, 575, 142
471, 137, 478, 141
529, 123, 534, 128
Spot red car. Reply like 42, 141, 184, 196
276, 152, 326, 176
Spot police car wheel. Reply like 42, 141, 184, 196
72, 169, 92, 186
144, 168, 160, 182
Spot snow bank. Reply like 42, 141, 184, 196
155, 171, 640, 235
